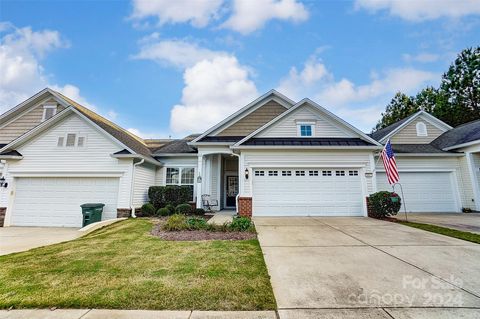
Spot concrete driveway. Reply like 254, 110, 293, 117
394, 212, 480, 234
255, 217, 480, 318
0, 227, 80, 256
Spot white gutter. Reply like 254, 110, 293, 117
230, 145, 383, 150
130, 158, 145, 218
443, 140, 480, 151
0, 156, 23, 160
111, 154, 163, 166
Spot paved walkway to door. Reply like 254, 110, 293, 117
0, 227, 80, 256
254, 216, 480, 318
393, 212, 480, 234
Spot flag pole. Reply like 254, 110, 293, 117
392, 183, 408, 222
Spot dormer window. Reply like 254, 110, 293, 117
297, 122, 315, 137
416, 122, 428, 136
42, 103, 57, 121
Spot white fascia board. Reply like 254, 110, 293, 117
152, 153, 198, 157
0, 88, 52, 122
374, 153, 464, 157
191, 90, 295, 143
188, 142, 236, 146
231, 145, 382, 150
111, 154, 163, 166
379, 111, 452, 143
234, 98, 383, 147
443, 140, 480, 151
0, 156, 23, 160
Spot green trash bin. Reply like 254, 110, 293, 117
81, 203, 105, 227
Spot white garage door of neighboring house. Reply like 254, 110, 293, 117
12, 177, 119, 227
377, 172, 458, 213
252, 168, 364, 216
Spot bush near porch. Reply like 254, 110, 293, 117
148, 185, 192, 209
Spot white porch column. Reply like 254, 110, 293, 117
196, 154, 204, 208
466, 152, 480, 211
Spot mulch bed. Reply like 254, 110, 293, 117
150, 217, 257, 241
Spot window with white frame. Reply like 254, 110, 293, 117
416, 122, 428, 136
295, 170, 305, 176
349, 170, 359, 176
57, 133, 86, 148
336, 170, 346, 176
281, 170, 292, 176
42, 103, 57, 121
322, 170, 332, 176
268, 170, 278, 176
309, 170, 319, 176
166, 167, 195, 200
255, 170, 265, 176
297, 121, 315, 137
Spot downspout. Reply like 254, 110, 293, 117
130, 158, 145, 218
230, 152, 241, 214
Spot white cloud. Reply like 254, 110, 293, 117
133, 34, 227, 68
130, 0, 224, 27
277, 55, 438, 131
355, 0, 480, 21
402, 53, 439, 63
0, 23, 116, 122
222, 0, 309, 34
170, 55, 258, 134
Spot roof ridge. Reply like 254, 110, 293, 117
52, 90, 147, 146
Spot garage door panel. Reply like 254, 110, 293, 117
12, 177, 119, 227
376, 172, 457, 213
252, 168, 363, 216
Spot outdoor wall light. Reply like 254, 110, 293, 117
244, 168, 249, 180
196, 176, 202, 183
0, 177, 8, 188
365, 172, 373, 178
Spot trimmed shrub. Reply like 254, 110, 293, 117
148, 185, 192, 208
163, 214, 187, 231
165, 204, 176, 215
186, 217, 208, 230
368, 191, 401, 218
157, 207, 170, 217
228, 217, 253, 232
176, 203, 192, 215
140, 203, 155, 217
193, 208, 206, 216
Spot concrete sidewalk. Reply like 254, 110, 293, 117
393, 212, 480, 234
0, 310, 276, 319
2, 308, 480, 318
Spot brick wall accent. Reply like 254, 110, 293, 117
366, 197, 374, 218
117, 208, 131, 218
0, 207, 6, 227
189, 202, 197, 210
238, 197, 252, 218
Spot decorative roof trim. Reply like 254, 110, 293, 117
378, 111, 452, 143
233, 98, 382, 148
191, 90, 295, 143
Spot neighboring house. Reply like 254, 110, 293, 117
0, 88, 478, 227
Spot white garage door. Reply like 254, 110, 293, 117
377, 172, 458, 213
12, 177, 119, 227
252, 168, 364, 216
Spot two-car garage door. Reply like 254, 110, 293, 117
252, 168, 364, 216
11, 177, 119, 227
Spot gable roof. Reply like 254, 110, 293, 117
0, 88, 160, 162
432, 119, 480, 150
191, 90, 295, 143
0, 88, 55, 126
233, 98, 382, 148
370, 111, 452, 143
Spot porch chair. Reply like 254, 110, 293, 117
202, 194, 219, 212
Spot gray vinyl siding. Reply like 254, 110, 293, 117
390, 116, 446, 144
0, 102, 65, 144
257, 105, 355, 138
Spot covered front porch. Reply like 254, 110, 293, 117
196, 152, 240, 213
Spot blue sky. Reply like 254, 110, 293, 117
1, 0, 479, 137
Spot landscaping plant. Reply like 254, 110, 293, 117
186, 217, 208, 230
165, 204, 176, 215
140, 203, 156, 217
175, 203, 192, 215
229, 217, 253, 232
148, 185, 192, 208
368, 191, 401, 218
163, 214, 187, 231
157, 207, 170, 217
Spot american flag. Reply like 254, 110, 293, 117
381, 140, 399, 185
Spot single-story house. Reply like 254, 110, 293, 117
0, 88, 478, 227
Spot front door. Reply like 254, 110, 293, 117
226, 176, 239, 208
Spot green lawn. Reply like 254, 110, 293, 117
396, 220, 480, 244
0, 219, 276, 310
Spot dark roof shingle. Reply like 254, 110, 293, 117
432, 119, 480, 150
370, 113, 417, 141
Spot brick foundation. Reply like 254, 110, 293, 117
189, 201, 197, 210
366, 197, 374, 218
0, 207, 6, 227
117, 208, 132, 218
238, 197, 252, 218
